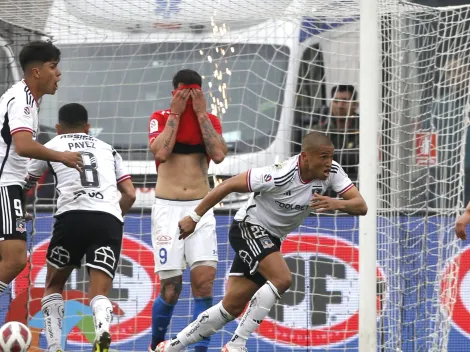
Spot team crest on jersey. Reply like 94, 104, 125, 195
16, 219, 26, 233
23, 106, 30, 115
150, 119, 158, 133
261, 237, 274, 249
263, 174, 272, 182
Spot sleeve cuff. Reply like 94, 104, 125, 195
246, 169, 252, 192
11, 127, 33, 135
338, 183, 354, 195
117, 175, 131, 184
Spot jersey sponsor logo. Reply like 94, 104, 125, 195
441, 245, 470, 337
11, 234, 157, 347
150, 119, 159, 133
274, 200, 309, 211
23, 106, 30, 115
241, 234, 386, 347
156, 235, 172, 245
263, 174, 272, 182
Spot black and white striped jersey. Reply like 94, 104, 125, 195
0, 80, 39, 187
234, 155, 354, 239
27, 133, 131, 222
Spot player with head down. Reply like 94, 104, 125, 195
25, 103, 136, 352
148, 69, 227, 352
155, 131, 368, 352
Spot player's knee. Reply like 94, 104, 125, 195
271, 272, 292, 295
190, 261, 216, 297
160, 276, 183, 304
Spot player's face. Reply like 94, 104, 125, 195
38, 60, 61, 95
305, 145, 334, 180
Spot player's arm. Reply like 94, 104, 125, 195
311, 163, 367, 215
117, 179, 136, 215
191, 89, 227, 163
178, 171, 249, 238
310, 186, 367, 215
149, 89, 190, 162
13, 132, 81, 170
456, 201, 470, 240
114, 150, 136, 215
22, 158, 49, 219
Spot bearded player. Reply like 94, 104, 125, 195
156, 131, 367, 352
148, 69, 227, 352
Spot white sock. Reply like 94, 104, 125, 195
167, 301, 235, 351
227, 281, 280, 348
41, 293, 64, 350
90, 295, 113, 337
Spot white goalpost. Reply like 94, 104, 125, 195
0, 0, 468, 351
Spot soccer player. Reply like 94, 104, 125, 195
148, 69, 227, 352
25, 103, 136, 352
456, 202, 470, 240
0, 40, 83, 297
156, 131, 368, 352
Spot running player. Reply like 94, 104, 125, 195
25, 103, 136, 352
156, 131, 368, 352
0, 40, 82, 297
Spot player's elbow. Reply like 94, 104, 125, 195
125, 189, 137, 206
358, 202, 368, 216
154, 152, 168, 163
211, 151, 225, 164
15, 143, 29, 157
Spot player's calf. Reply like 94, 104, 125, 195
190, 263, 217, 352
150, 273, 182, 350
0, 240, 27, 290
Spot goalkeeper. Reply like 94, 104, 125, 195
147, 69, 228, 352
156, 131, 368, 352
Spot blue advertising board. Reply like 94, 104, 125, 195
0, 214, 468, 351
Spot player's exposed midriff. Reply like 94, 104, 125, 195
155, 152, 210, 200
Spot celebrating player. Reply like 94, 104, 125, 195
156, 131, 368, 352
148, 69, 227, 352
0, 41, 82, 297
25, 103, 136, 352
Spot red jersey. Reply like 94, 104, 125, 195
148, 109, 223, 170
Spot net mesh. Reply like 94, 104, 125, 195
0, 0, 469, 351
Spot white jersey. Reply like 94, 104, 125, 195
234, 155, 354, 239
27, 133, 131, 222
0, 80, 39, 187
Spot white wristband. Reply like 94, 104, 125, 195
189, 210, 202, 223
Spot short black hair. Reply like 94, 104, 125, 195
19, 41, 61, 72
331, 85, 357, 101
172, 69, 202, 89
58, 103, 88, 127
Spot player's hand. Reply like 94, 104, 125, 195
191, 89, 207, 116
60, 151, 83, 172
178, 216, 197, 240
310, 193, 341, 213
24, 212, 33, 221
170, 89, 191, 116
455, 212, 470, 240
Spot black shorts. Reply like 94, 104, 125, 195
0, 185, 27, 241
47, 211, 123, 278
229, 220, 281, 287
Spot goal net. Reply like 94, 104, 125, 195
0, 0, 469, 351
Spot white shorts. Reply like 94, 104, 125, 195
151, 197, 218, 273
